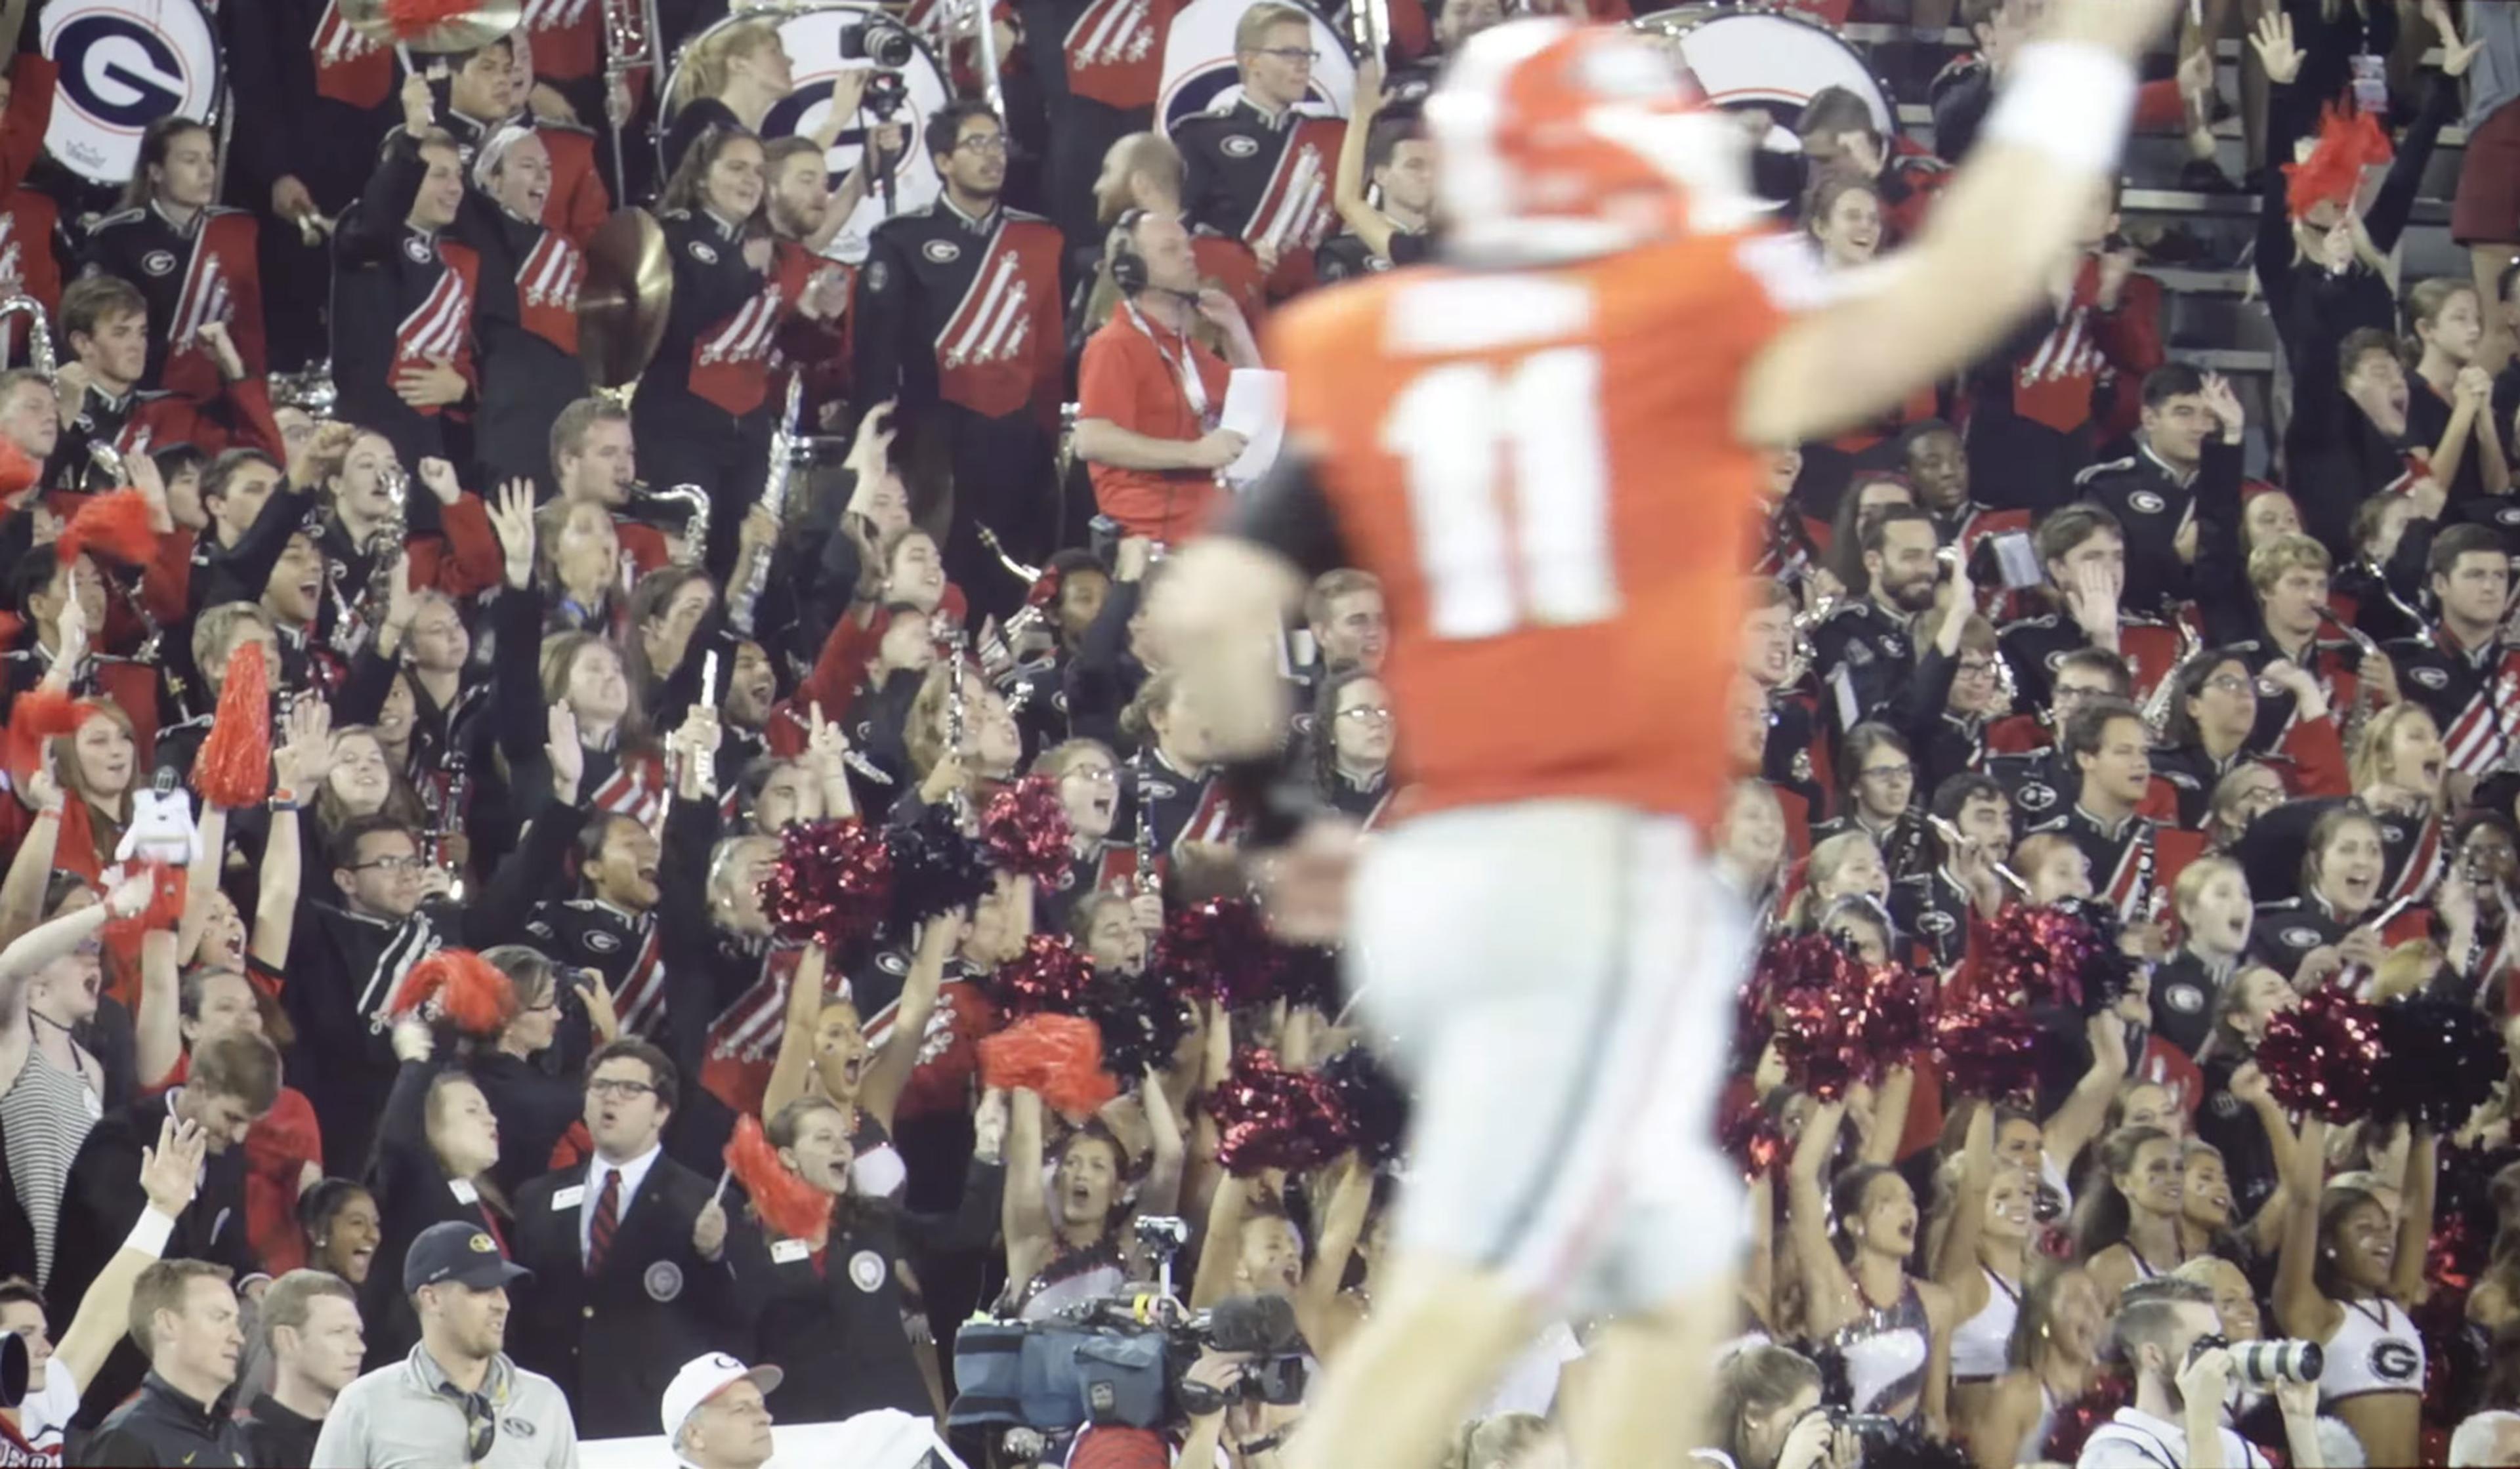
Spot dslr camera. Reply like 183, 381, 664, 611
841, 15, 917, 68
2187, 1335, 2324, 1388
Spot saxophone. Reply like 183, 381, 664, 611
2141, 619, 2204, 739
0, 293, 54, 379
730, 376, 805, 636
335, 460, 408, 657
645, 483, 709, 569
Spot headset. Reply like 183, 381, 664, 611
1108, 207, 1152, 297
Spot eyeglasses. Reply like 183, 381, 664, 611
1335, 706, 1394, 723
1255, 45, 1320, 61
954, 134, 1009, 155
1859, 764, 1913, 782
586, 1079, 657, 1100
2202, 674, 2255, 695
1956, 658, 1997, 676
350, 855, 428, 875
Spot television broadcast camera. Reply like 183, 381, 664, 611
948, 1216, 1308, 1434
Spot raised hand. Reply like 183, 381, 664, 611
273, 697, 335, 797
490, 479, 537, 590
138, 1114, 206, 1217
416, 456, 463, 506
2250, 10, 2303, 85
548, 702, 585, 801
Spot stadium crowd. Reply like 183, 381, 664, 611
4, 0, 2520, 1465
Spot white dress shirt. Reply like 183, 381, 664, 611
579, 1143, 662, 1262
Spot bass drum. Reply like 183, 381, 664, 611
1632, 3, 1892, 143
662, 5, 953, 265
39, 0, 224, 188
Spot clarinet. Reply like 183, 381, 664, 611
433, 753, 472, 903
730, 376, 805, 636
1133, 774, 1160, 897
944, 650, 970, 820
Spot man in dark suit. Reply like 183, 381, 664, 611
507, 1038, 748, 1438
49, 1031, 280, 1430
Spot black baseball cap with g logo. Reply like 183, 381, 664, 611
403, 1221, 534, 1294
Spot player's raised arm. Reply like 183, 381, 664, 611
1738, 0, 2183, 446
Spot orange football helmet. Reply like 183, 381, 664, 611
1427, 18, 1763, 260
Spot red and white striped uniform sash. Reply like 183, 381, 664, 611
520, 0, 602, 81
1242, 119, 1343, 255
516, 229, 585, 354
395, 241, 478, 411
2383, 810, 2444, 907
688, 243, 807, 416
614, 921, 667, 1039
1063, 0, 1164, 108
587, 752, 663, 830
2442, 648, 2520, 778
310, 0, 394, 108
2099, 820, 2156, 924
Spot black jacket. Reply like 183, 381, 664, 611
79, 1373, 247, 1467
507, 1153, 751, 1439
52, 1094, 260, 1430
236, 1392, 324, 1467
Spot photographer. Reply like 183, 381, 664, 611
1695, 1344, 1855, 1469
2079, 1277, 2322, 1469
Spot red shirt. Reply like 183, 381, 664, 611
1078, 307, 1231, 544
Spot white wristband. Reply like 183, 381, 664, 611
126, 1207, 177, 1258
1984, 42, 2141, 176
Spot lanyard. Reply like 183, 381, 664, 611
1123, 297, 1213, 427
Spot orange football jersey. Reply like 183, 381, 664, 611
1269, 230, 1810, 826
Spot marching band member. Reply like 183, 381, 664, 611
83, 118, 268, 404
333, 111, 479, 495
1173, 2, 1345, 299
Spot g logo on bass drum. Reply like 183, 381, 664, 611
41, 0, 223, 186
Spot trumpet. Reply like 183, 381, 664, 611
730, 377, 805, 636
0, 293, 54, 379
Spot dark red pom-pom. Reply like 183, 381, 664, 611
991, 934, 1099, 1017
885, 804, 993, 932
1154, 897, 1289, 1008
1320, 1043, 1409, 1168
1206, 1048, 1351, 1175
725, 1115, 833, 1249
1979, 900, 2133, 1016
2374, 997, 2504, 1131
759, 818, 895, 955
1717, 1091, 1784, 1181
1773, 961, 1934, 1101
1736, 932, 1866, 1071
980, 774, 1074, 884
1933, 996, 2044, 1101
387, 949, 516, 1037
57, 490, 158, 568
2257, 987, 2385, 1124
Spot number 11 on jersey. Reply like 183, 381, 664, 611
1380, 346, 1620, 642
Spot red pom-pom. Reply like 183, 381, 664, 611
190, 642, 272, 808
382, 0, 478, 39
991, 933, 1098, 1016
98, 861, 186, 947
2257, 987, 2385, 1123
2284, 102, 2393, 220
0, 439, 34, 508
724, 1114, 833, 1249
1773, 961, 1934, 1102
1717, 1091, 1784, 1182
758, 818, 894, 954
4, 687, 95, 789
979, 774, 1074, 883
980, 1013, 1119, 1116
1933, 996, 2044, 1101
1205, 1047, 1352, 1175
56, 490, 158, 569
387, 949, 517, 1037
1154, 897, 1289, 1008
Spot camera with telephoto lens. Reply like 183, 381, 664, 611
1824, 1410, 1906, 1452
842, 16, 917, 68
2185, 1335, 2324, 1388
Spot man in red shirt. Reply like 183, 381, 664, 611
1074, 210, 1261, 544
